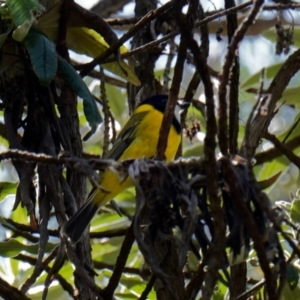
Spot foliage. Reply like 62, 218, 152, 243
0, 0, 300, 299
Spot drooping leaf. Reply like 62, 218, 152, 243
287, 264, 300, 291
281, 285, 300, 300
291, 192, 300, 223
258, 171, 281, 190
6, 0, 44, 27
38, 8, 140, 86
12, 19, 35, 42
66, 28, 140, 86
0, 239, 56, 258
0, 182, 17, 202
58, 57, 102, 138
24, 28, 57, 84
241, 62, 283, 89
0, 27, 12, 49
27, 283, 70, 300
282, 87, 300, 108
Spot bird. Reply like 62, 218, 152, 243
61, 94, 183, 244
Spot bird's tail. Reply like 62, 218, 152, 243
61, 199, 99, 245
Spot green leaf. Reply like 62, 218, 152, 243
282, 87, 300, 108
0, 27, 12, 49
291, 196, 300, 223
281, 285, 300, 300
66, 27, 140, 86
38, 19, 140, 86
6, 0, 44, 27
0, 182, 17, 202
58, 57, 102, 137
24, 29, 57, 84
0, 239, 56, 258
106, 84, 127, 120
287, 264, 299, 290
29, 284, 70, 300
12, 19, 34, 42
257, 171, 281, 190
241, 62, 283, 89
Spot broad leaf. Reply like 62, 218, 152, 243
24, 29, 57, 84
6, 0, 44, 27
282, 87, 300, 107
0, 27, 12, 49
58, 57, 102, 138
0, 182, 17, 202
281, 285, 300, 300
258, 171, 281, 190
287, 264, 299, 291
66, 28, 140, 85
291, 193, 300, 223
37, 4, 140, 86
0, 239, 56, 258
241, 62, 283, 89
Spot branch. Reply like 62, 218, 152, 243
0, 150, 206, 177
20, 247, 59, 293
101, 222, 135, 299
91, 0, 132, 18
90, 227, 129, 239
226, 0, 240, 156
176, 2, 226, 298
101, 1, 254, 66
100, 68, 110, 158
79, 2, 173, 77
14, 253, 74, 297
240, 48, 300, 158
156, 7, 187, 159
219, 0, 264, 155
93, 260, 151, 277
219, 157, 278, 299
0, 277, 30, 300
264, 132, 300, 168
255, 134, 300, 164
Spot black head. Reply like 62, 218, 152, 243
138, 94, 181, 134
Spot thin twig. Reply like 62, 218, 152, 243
79, 2, 173, 77
163, 38, 176, 91
0, 277, 30, 300
105, 3, 300, 27
138, 275, 156, 300
219, 157, 278, 299
101, 221, 135, 299
100, 68, 110, 158
255, 134, 300, 164
20, 247, 59, 293
226, 0, 240, 156
93, 261, 151, 277
99, 1, 254, 66
178, 1, 226, 298
156, 10, 187, 160
235, 279, 265, 300
219, 0, 265, 155
241, 47, 300, 159
264, 132, 300, 169
90, 227, 128, 239
282, 114, 300, 143
14, 251, 74, 297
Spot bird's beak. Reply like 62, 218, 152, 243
177, 99, 190, 113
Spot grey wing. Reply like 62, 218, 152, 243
106, 111, 148, 160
